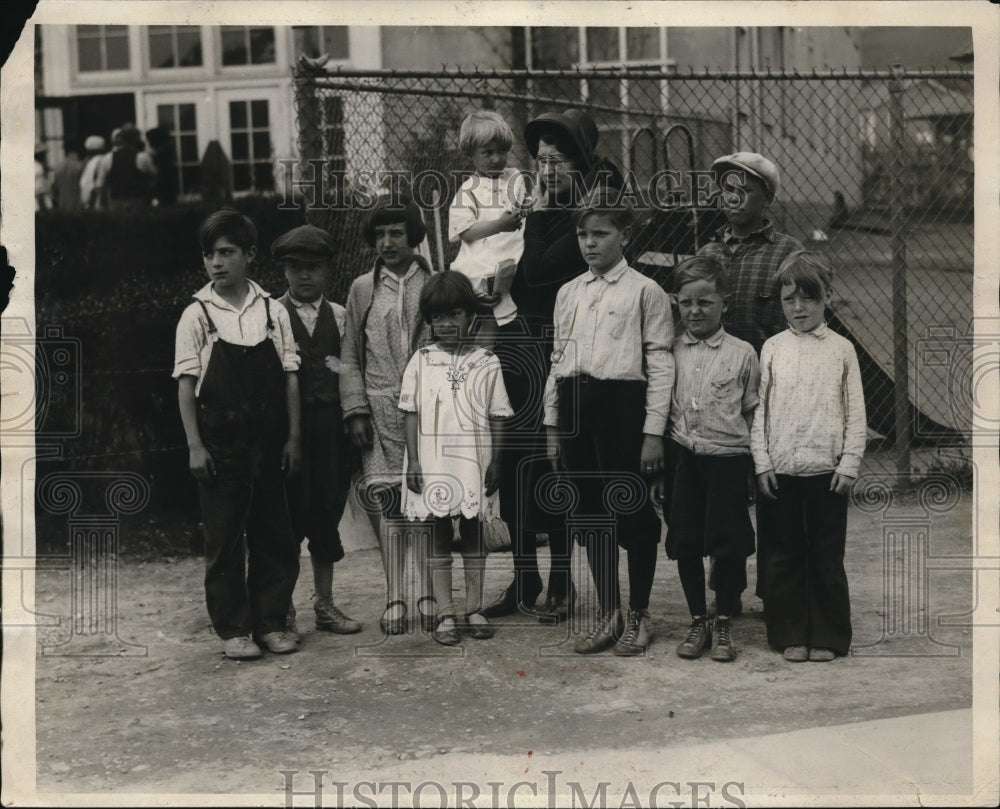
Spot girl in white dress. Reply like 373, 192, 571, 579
399, 272, 513, 645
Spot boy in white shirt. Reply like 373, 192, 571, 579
449, 110, 530, 344
750, 250, 866, 663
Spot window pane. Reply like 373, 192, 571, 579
178, 103, 196, 132
106, 25, 127, 37
232, 163, 251, 191
293, 26, 320, 59
626, 27, 659, 61
252, 132, 270, 159
78, 37, 101, 71
229, 100, 247, 129
149, 30, 174, 68
586, 27, 619, 62
322, 26, 349, 59
231, 132, 249, 161
250, 100, 269, 126
180, 134, 199, 163
77, 25, 99, 37
254, 161, 274, 190
249, 27, 275, 64
177, 30, 202, 66
531, 27, 578, 68
221, 27, 247, 65
156, 105, 176, 128
106, 32, 129, 70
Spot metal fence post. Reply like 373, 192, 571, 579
294, 65, 324, 226
889, 63, 911, 479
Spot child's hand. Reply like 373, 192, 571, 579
406, 460, 423, 494
757, 470, 779, 500
650, 474, 667, 505
546, 426, 561, 472
640, 435, 664, 478
189, 445, 215, 481
484, 459, 502, 497
346, 414, 374, 449
282, 437, 301, 477
829, 472, 854, 496
477, 292, 502, 307
496, 211, 522, 232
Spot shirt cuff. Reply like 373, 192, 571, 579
752, 453, 773, 476
835, 455, 861, 478
642, 414, 667, 437
172, 359, 200, 379
543, 406, 559, 428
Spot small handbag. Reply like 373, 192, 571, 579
482, 517, 512, 553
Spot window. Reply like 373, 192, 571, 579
149, 26, 202, 69
156, 103, 200, 196
221, 26, 276, 66
229, 100, 273, 192
76, 25, 129, 72
293, 26, 349, 61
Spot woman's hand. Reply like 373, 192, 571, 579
346, 413, 374, 449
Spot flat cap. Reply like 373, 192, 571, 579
271, 224, 336, 261
712, 152, 780, 199
84, 135, 106, 152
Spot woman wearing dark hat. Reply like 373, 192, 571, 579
484, 109, 623, 622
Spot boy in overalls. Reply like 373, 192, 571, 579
174, 210, 302, 659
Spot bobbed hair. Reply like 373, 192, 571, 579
198, 209, 257, 253
362, 194, 427, 248
459, 110, 514, 155
418, 271, 481, 324
672, 255, 729, 296
773, 250, 834, 298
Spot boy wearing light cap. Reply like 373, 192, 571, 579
696, 152, 803, 610
274, 224, 362, 637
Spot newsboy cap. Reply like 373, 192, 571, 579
271, 225, 337, 262
712, 152, 780, 199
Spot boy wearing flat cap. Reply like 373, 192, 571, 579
694, 152, 803, 612
274, 224, 362, 638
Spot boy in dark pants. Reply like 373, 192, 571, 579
175, 210, 302, 659
665, 257, 759, 662
751, 251, 865, 662
698, 152, 803, 611
544, 188, 674, 655
273, 225, 362, 637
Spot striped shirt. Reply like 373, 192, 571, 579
698, 221, 803, 355
670, 328, 760, 456
543, 258, 674, 435
750, 323, 867, 477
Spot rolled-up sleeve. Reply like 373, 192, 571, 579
172, 304, 206, 380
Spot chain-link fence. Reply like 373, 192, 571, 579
291, 65, 973, 482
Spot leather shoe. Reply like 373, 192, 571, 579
481, 580, 541, 618
257, 631, 298, 654
433, 615, 461, 646
535, 583, 576, 624
574, 609, 624, 654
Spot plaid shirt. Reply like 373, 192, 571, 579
697, 221, 803, 355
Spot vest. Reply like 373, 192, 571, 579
283, 297, 341, 406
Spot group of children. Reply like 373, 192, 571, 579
174, 106, 866, 665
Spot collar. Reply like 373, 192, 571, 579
288, 294, 323, 311
681, 326, 726, 347
719, 219, 776, 244
788, 321, 830, 339
194, 278, 268, 315
374, 254, 432, 284
585, 258, 629, 284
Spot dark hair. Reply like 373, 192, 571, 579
773, 250, 833, 298
673, 256, 728, 296
419, 271, 480, 324
536, 131, 583, 170
572, 186, 636, 231
198, 209, 257, 253
362, 195, 427, 248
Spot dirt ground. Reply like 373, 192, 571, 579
31, 493, 974, 798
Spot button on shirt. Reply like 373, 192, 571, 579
543, 259, 674, 435
750, 323, 867, 477
670, 328, 760, 455
173, 280, 300, 396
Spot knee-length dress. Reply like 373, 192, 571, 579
398, 344, 513, 520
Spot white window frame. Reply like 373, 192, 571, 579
215, 87, 288, 196
145, 25, 206, 77
73, 24, 133, 78
217, 25, 281, 73
143, 91, 213, 200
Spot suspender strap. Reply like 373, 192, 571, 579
196, 299, 217, 334
264, 296, 274, 331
